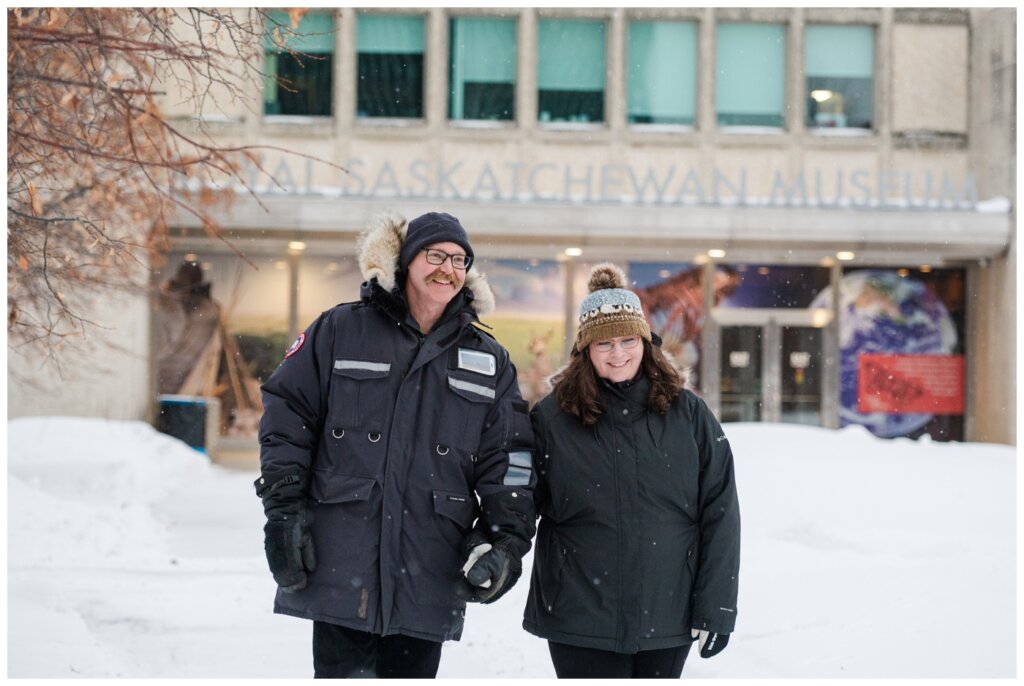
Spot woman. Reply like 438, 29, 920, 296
523, 263, 740, 679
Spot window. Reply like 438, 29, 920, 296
357, 14, 425, 118
475, 258, 565, 405
627, 21, 697, 126
449, 17, 516, 121
264, 12, 334, 117
537, 19, 605, 124
805, 25, 874, 130
716, 23, 785, 128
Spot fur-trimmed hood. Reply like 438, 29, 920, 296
356, 210, 495, 316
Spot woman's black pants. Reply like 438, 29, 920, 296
548, 640, 692, 679
312, 621, 442, 678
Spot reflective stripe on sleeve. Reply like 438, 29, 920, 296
508, 450, 533, 468
504, 450, 533, 485
503, 466, 532, 486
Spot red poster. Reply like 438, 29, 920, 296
858, 354, 964, 414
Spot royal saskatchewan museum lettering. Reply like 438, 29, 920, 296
246, 156, 979, 211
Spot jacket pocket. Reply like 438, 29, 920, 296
537, 528, 568, 613
447, 373, 496, 404
432, 489, 476, 547
432, 489, 475, 528
684, 545, 699, 618
331, 360, 391, 430
438, 372, 495, 453
311, 471, 377, 505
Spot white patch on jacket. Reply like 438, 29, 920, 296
356, 210, 496, 316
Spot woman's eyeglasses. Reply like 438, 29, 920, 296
422, 248, 472, 270
592, 336, 641, 353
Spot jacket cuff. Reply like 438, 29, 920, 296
476, 491, 536, 560
693, 606, 737, 635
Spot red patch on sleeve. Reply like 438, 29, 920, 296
284, 333, 306, 359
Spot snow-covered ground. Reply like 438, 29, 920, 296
6, 416, 1016, 678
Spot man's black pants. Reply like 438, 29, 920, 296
548, 640, 692, 679
313, 621, 443, 678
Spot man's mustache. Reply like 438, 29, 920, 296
426, 268, 460, 286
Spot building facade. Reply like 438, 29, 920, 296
10, 7, 1016, 447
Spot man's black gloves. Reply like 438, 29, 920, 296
255, 469, 316, 593
263, 514, 316, 592
455, 530, 521, 604
691, 629, 730, 658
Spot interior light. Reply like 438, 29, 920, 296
757, 266, 770, 275
896, 268, 910, 277
564, 247, 583, 257
694, 254, 710, 265
919, 265, 933, 273
658, 269, 672, 279
811, 89, 834, 103
836, 251, 856, 261
811, 308, 833, 328
184, 253, 198, 262
288, 241, 307, 251
819, 257, 835, 267
707, 248, 727, 259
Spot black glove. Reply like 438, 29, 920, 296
454, 531, 521, 604
691, 629, 730, 658
263, 513, 316, 592
256, 469, 316, 593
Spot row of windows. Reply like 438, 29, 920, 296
264, 12, 875, 131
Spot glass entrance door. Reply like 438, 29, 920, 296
719, 322, 823, 425
780, 326, 823, 425
720, 325, 762, 422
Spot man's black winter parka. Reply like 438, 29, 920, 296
259, 279, 536, 643
523, 376, 740, 653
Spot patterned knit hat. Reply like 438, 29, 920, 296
575, 263, 652, 351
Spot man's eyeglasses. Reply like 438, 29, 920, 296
422, 248, 472, 270
592, 336, 641, 353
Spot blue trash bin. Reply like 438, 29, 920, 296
156, 394, 210, 454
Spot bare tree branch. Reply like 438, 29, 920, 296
8, 7, 344, 370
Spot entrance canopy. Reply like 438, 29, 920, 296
173, 195, 1012, 267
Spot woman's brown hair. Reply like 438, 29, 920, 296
552, 339, 684, 426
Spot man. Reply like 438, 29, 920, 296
255, 211, 537, 678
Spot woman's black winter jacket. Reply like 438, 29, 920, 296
523, 375, 740, 653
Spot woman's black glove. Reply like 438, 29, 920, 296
255, 469, 316, 593
691, 629, 730, 658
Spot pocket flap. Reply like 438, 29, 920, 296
447, 374, 495, 403
432, 489, 476, 527
311, 471, 377, 504
334, 359, 391, 380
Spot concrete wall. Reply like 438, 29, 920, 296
8, 287, 152, 422
967, 8, 1016, 445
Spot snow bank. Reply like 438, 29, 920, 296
6, 417, 1017, 678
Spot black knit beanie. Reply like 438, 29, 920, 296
399, 212, 475, 272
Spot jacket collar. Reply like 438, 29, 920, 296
360, 278, 480, 336
599, 373, 650, 408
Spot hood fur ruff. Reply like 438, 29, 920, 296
356, 210, 496, 316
